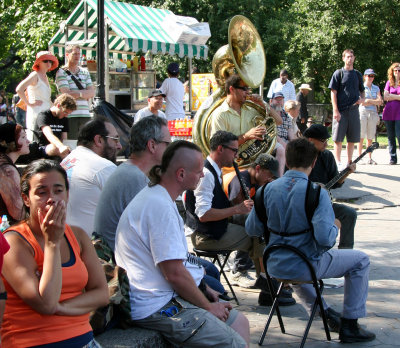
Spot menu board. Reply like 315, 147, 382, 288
191, 73, 218, 111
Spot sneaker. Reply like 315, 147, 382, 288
229, 271, 256, 288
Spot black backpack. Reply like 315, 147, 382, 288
254, 180, 321, 243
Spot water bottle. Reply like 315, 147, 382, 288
0, 215, 10, 232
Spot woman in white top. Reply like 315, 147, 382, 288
16, 51, 59, 141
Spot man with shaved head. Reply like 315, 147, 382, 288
115, 140, 250, 347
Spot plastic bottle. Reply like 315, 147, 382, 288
81, 54, 87, 67
145, 51, 152, 70
140, 56, 146, 71
132, 57, 139, 72
0, 215, 9, 232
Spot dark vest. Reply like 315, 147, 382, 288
185, 159, 231, 240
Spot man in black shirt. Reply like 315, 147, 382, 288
296, 83, 312, 134
33, 93, 76, 159
304, 124, 356, 249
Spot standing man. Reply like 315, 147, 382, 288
56, 45, 95, 120
246, 138, 375, 343
134, 89, 166, 124
328, 49, 365, 168
115, 140, 250, 347
267, 69, 296, 102
33, 93, 76, 159
296, 83, 312, 134
160, 63, 185, 121
61, 117, 122, 236
94, 116, 171, 251
304, 124, 357, 249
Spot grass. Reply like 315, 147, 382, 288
326, 134, 388, 149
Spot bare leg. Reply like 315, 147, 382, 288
347, 142, 355, 164
230, 312, 250, 347
358, 138, 364, 157
275, 145, 286, 177
367, 139, 373, 159
334, 141, 342, 163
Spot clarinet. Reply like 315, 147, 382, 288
232, 161, 250, 200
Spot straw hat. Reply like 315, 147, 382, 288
32, 51, 59, 72
299, 83, 312, 91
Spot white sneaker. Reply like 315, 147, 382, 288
337, 162, 346, 172
229, 271, 256, 288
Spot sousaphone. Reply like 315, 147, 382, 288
192, 15, 276, 167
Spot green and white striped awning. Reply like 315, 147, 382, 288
49, 0, 209, 60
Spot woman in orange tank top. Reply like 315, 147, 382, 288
1, 159, 108, 347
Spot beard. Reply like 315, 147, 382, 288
101, 143, 117, 163
271, 104, 283, 112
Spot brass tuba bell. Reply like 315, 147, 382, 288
192, 15, 276, 168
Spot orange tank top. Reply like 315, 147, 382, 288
1, 222, 91, 347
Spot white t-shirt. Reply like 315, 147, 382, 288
61, 146, 116, 235
134, 107, 166, 124
160, 77, 185, 120
115, 184, 204, 320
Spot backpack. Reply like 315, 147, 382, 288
254, 180, 321, 244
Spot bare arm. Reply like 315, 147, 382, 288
199, 199, 254, 222
55, 226, 109, 316
42, 126, 67, 152
158, 260, 232, 321
384, 90, 400, 101
331, 89, 340, 121
15, 72, 42, 108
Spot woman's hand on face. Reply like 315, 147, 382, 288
38, 200, 66, 244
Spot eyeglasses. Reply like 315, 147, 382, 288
105, 135, 120, 143
367, 75, 375, 78
317, 139, 328, 144
42, 60, 53, 64
155, 139, 171, 146
222, 145, 239, 154
235, 86, 250, 92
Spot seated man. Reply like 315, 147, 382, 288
185, 131, 265, 289
304, 124, 357, 249
246, 138, 375, 343
33, 93, 76, 159
134, 89, 166, 124
115, 140, 250, 347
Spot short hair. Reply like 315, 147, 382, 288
54, 93, 77, 111
280, 69, 289, 76
148, 140, 202, 186
286, 138, 318, 169
66, 45, 81, 54
209, 131, 238, 151
129, 116, 168, 154
342, 49, 354, 58
21, 159, 69, 216
225, 75, 243, 95
77, 116, 110, 147
284, 100, 300, 112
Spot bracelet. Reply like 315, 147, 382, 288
0, 291, 7, 300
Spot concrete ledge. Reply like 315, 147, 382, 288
95, 327, 172, 348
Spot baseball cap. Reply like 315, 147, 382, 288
303, 124, 330, 140
148, 89, 166, 98
167, 62, 179, 74
363, 68, 376, 76
254, 154, 279, 178
271, 91, 284, 99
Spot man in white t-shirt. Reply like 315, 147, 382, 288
133, 89, 166, 124
61, 117, 122, 236
115, 141, 250, 347
160, 63, 185, 120
267, 69, 296, 102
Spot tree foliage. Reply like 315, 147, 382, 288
1, 0, 399, 103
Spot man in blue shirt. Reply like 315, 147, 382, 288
328, 49, 365, 169
246, 138, 375, 343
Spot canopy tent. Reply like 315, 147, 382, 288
49, 0, 209, 60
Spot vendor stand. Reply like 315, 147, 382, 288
48, 0, 210, 114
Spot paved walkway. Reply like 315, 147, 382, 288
228, 148, 400, 347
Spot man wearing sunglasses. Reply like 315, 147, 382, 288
304, 124, 357, 250
186, 131, 266, 291
209, 74, 282, 149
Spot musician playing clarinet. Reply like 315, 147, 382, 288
185, 131, 267, 291
304, 124, 357, 249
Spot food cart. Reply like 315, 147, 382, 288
48, 0, 210, 113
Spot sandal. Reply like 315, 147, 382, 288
368, 159, 377, 165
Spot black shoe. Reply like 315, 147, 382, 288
339, 318, 376, 343
253, 276, 293, 298
389, 160, 397, 165
258, 290, 296, 307
323, 307, 341, 333
219, 292, 233, 301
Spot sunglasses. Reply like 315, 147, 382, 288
367, 75, 375, 78
394, 69, 400, 72
235, 86, 251, 92
42, 60, 53, 64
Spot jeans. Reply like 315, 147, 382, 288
197, 257, 225, 294
15, 107, 26, 127
333, 203, 357, 249
385, 120, 400, 163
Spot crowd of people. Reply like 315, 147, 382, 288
0, 46, 398, 347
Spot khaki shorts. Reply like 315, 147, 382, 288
134, 297, 246, 347
360, 108, 379, 140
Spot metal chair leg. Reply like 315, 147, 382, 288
215, 254, 240, 305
